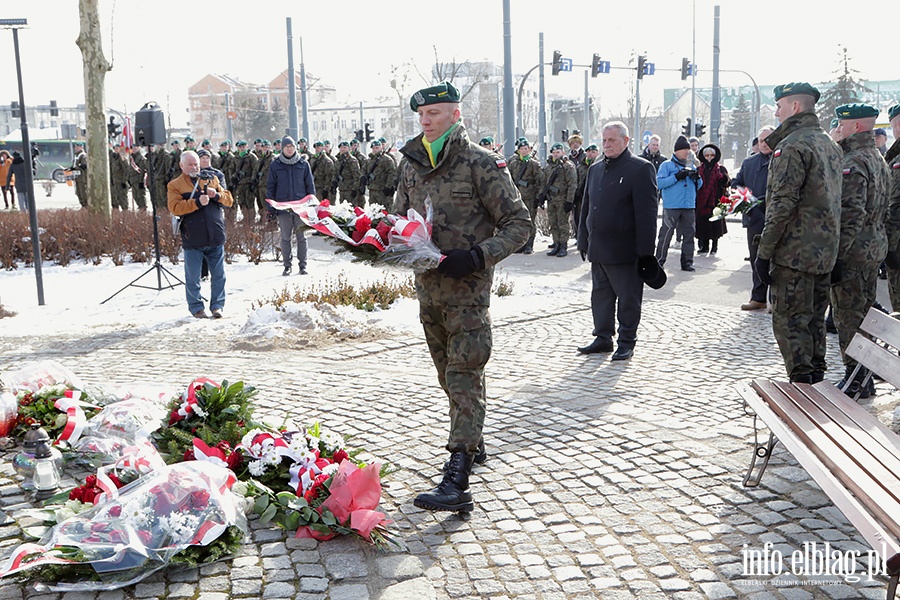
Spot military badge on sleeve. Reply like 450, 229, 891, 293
495, 159, 507, 169
773, 149, 782, 158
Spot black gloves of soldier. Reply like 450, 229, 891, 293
755, 257, 772, 286
563, 201, 574, 213
830, 259, 844, 285
675, 169, 690, 181
887, 250, 900, 270
383, 187, 395, 196
438, 246, 485, 279
537, 193, 547, 209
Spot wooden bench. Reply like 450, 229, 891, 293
738, 307, 900, 597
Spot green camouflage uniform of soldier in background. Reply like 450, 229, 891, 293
72, 142, 89, 208
129, 147, 148, 210
255, 140, 274, 219
334, 141, 362, 206
309, 142, 335, 202
366, 141, 397, 207
755, 82, 843, 384
830, 103, 890, 396
394, 81, 532, 513
109, 147, 130, 210
541, 143, 577, 257
350, 140, 368, 180
232, 141, 259, 221
507, 137, 544, 254
883, 105, 900, 313
150, 144, 168, 211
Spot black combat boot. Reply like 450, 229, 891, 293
790, 373, 813, 384
547, 243, 560, 256
415, 451, 475, 513
837, 365, 861, 397
556, 242, 568, 257
547, 241, 558, 251
443, 439, 487, 471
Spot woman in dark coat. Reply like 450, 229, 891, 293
694, 143, 729, 254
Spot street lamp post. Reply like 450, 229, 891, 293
2, 18, 44, 306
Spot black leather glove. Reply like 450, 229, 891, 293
438, 246, 485, 279
675, 169, 690, 181
120, 183, 127, 189
755, 257, 772, 286
579, 249, 587, 262
831, 259, 844, 285
563, 201, 573, 213
383, 187, 395, 196
886, 250, 900, 270
689, 170, 700, 181
537, 193, 547, 208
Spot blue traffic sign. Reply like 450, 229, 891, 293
597, 60, 610, 74
559, 58, 573, 72
642, 131, 652, 146
642, 62, 656, 76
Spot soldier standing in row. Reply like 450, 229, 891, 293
232, 140, 259, 222
297, 137, 312, 159
541, 142, 577, 257
334, 141, 361, 206
365, 140, 396, 207
310, 141, 335, 202
755, 82, 843, 384
129, 146, 148, 210
394, 81, 531, 514
255, 140, 274, 221
884, 106, 900, 314
508, 137, 543, 255
72, 141, 89, 209
109, 145, 130, 210
350, 139, 367, 176
152, 144, 170, 210
831, 103, 889, 397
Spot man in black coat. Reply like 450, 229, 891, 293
576, 122, 659, 361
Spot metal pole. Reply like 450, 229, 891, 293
501, 0, 515, 157
710, 5, 721, 144
299, 37, 310, 141
583, 70, 590, 146
690, 0, 696, 134
538, 32, 547, 163
225, 92, 233, 142
10, 26, 44, 305
633, 77, 641, 153
286, 17, 298, 139
359, 101, 364, 141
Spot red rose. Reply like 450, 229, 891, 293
107, 473, 123, 489
320, 199, 330, 208
189, 489, 210, 510
168, 410, 181, 426
81, 488, 98, 504
375, 221, 391, 240
355, 214, 372, 232
69, 487, 83, 502
332, 449, 349, 464
351, 229, 366, 243
84, 475, 97, 488
183, 448, 196, 462
108, 505, 122, 518
226, 451, 244, 471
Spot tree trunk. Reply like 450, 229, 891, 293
76, 0, 111, 216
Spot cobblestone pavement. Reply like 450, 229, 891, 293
2, 229, 900, 599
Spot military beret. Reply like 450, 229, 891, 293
184, 135, 194, 142
409, 81, 461, 112
515, 138, 531, 148
586, 144, 599, 151
253, 138, 262, 144
298, 137, 308, 143
550, 142, 564, 151
170, 140, 180, 146
219, 141, 229, 147
350, 139, 360, 145
370, 140, 382, 148
201, 139, 211, 145
74, 141, 85, 147
890, 104, 900, 122
773, 82, 821, 103
313, 141, 323, 148
222, 139, 231, 145
479, 136, 494, 145
875, 128, 887, 137
338, 141, 349, 147
835, 103, 879, 120
830, 118, 839, 129
323, 139, 331, 145
236, 140, 247, 147
196, 149, 211, 158
262, 139, 271, 146
378, 137, 387, 144
273, 139, 281, 145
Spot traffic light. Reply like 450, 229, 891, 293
591, 53, 601, 78
354, 129, 364, 143
552, 50, 562, 76
636, 55, 647, 80
682, 118, 692, 137
561, 129, 569, 142
695, 123, 706, 138
364, 123, 374, 142
50, 100, 58, 117
10, 101, 19, 119
680, 58, 691, 81
107, 116, 121, 138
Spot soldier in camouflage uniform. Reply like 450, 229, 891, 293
255, 140, 274, 221
216, 141, 234, 180
309, 141, 335, 202
129, 146, 148, 210
109, 146, 131, 210
394, 81, 531, 513
883, 105, 900, 313
830, 103, 890, 397
541, 142, 578, 257
164, 140, 183, 191
232, 140, 259, 222
72, 141, 89, 209
333, 141, 361, 206
755, 82, 843, 384
297, 138, 312, 159
365, 140, 397, 208
350, 139, 367, 179
508, 137, 543, 254
151, 143, 170, 211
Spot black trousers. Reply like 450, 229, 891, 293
747, 224, 767, 303
590, 261, 643, 349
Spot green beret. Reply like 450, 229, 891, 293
409, 81, 461, 112
74, 141, 85, 147
479, 136, 494, 145
350, 139, 360, 145
338, 141, 349, 147
830, 118, 839, 129
313, 141, 323, 147
323, 139, 331, 145
888, 104, 900, 122
298, 137, 308, 143
550, 142, 564, 151
370, 140, 382, 148
236, 140, 247, 147
219, 141, 229, 147
773, 82, 821, 103
184, 135, 194, 142
835, 103, 879, 120
378, 137, 387, 144
586, 144, 599, 151
170, 140, 180, 146
262, 139, 271, 146
273, 139, 281, 145
515, 138, 531, 148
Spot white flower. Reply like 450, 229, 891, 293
322, 462, 340, 476
264, 451, 281, 466
191, 403, 207, 418
365, 203, 386, 219
321, 431, 344, 453
306, 435, 321, 451
288, 436, 308, 454
712, 206, 723, 216
158, 512, 201, 545
231, 481, 249, 497
248, 459, 267, 476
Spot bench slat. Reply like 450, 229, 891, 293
859, 308, 900, 349
813, 382, 900, 467
739, 382, 900, 571
846, 333, 900, 392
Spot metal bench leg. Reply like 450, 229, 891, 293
887, 573, 898, 599
743, 412, 777, 487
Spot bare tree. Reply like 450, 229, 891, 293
76, 0, 112, 215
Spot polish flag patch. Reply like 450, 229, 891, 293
773, 149, 781, 158
893, 162, 900, 169
842, 168, 852, 175
495, 159, 507, 168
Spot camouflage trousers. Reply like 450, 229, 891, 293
769, 265, 830, 379
132, 185, 147, 210
368, 189, 392, 208
256, 185, 267, 216
74, 181, 88, 208
546, 198, 570, 244
153, 180, 168, 210
235, 183, 257, 222
831, 264, 879, 368
419, 303, 492, 456
337, 186, 361, 207
888, 266, 900, 313
111, 185, 128, 210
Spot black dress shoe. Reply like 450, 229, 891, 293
681, 265, 695, 272
577, 338, 614, 354
611, 347, 634, 361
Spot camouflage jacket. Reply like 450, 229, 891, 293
255, 152, 273, 189
309, 153, 335, 193
884, 139, 900, 254
757, 111, 843, 274
129, 151, 147, 187
541, 157, 577, 204
165, 149, 182, 182
109, 152, 131, 188
837, 131, 889, 267
216, 151, 235, 183
367, 153, 396, 193
394, 122, 532, 307
151, 148, 169, 182
351, 149, 368, 175
232, 151, 258, 187
575, 156, 594, 204
506, 153, 544, 203
333, 153, 361, 191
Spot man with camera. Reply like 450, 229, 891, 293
168, 150, 234, 319
655, 135, 702, 271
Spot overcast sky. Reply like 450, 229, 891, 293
0, 1, 893, 129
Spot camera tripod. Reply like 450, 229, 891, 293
101, 145, 185, 304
